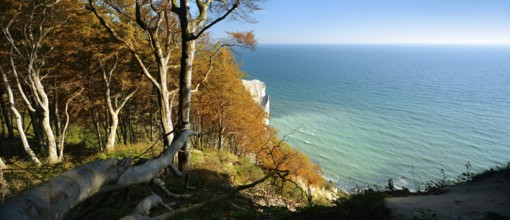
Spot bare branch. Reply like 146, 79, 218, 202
192, 0, 240, 40
1, 16, 24, 57
191, 47, 221, 93
151, 177, 190, 198
153, 170, 276, 219
87, 0, 136, 51
100, 129, 200, 192
59, 87, 84, 159
119, 194, 172, 219
9, 57, 36, 112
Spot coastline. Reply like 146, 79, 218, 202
386, 167, 510, 219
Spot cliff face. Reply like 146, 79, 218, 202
242, 79, 270, 124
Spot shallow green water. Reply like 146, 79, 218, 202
236, 44, 510, 191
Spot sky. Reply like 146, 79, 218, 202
210, 0, 510, 44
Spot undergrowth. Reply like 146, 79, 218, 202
1, 143, 340, 219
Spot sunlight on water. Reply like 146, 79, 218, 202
236, 45, 510, 191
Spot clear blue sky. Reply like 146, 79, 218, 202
211, 0, 510, 44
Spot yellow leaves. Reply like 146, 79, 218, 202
225, 31, 257, 50
190, 45, 324, 187
257, 142, 324, 187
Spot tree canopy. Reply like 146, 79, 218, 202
0, 0, 328, 218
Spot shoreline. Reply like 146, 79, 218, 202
386, 167, 510, 219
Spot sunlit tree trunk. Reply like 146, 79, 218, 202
173, 0, 243, 180
101, 60, 137, 152
0, 130, 200, 219
177, 38, 196, 172
35, 75, 59, 164
1, 1, 62, 164
58, 88, 82, 160
88, 0, 176, 149
1, 68, 41, 166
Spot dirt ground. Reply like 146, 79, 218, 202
386, 172, 510, 220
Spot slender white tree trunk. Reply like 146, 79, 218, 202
157, 60, 175, 148
33, 74, 59, 164
1, 70, 41, 166
105, 113, 118, 152
101, 60, 138, 152
88, 1, 177, 149
58, 89, 82, 160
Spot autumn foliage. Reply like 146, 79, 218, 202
0, 0, 324, 193
191, 47, 324, 187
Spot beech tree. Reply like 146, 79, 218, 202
0, 67, 41, 165
0, 128, 291, 219
170, 0, 262, 181
191, 46, 267, 154
0, 0, 329, 218
88, 0, 262, 183
88, 0, 181, 150
99, 57, 138, 152
1, 0, 64, 163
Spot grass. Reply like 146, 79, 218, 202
1, 139, 365, 219
291, 189, 393, 220
1, 141, 333, 219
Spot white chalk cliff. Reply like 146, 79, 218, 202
242, 79, 270, 124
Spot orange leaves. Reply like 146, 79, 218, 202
225, 31, 257, 50
257, 142, 324, 187
191, 46, 324, 187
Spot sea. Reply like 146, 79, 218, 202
234, 44, 510, 191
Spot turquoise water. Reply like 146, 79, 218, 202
235, 44, 510, 191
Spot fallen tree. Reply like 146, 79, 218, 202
0, 130, 197, 219
0, 130, 282, 219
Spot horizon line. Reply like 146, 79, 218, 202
257, 42, 510, 46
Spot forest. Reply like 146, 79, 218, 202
0, 0, 329, 219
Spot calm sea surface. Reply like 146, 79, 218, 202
235, 44, 510, 191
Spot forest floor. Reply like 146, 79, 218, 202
385, 168, 510, 220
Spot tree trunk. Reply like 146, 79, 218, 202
33, 75, 59, 164
120, 120, 128, 145
92, 109, 104, 151
42, 107, 59, 164
127, 104, 136, 144
1, 70, 41, 166
0, 130, 198, 219
105, 113, 118, 152
177, 37, 196, 174
88, 0, 176, 150
52, 78, 62, 156
101, 61, 137, 152
157, 64, 174, 149
28, 110, 46, 156
0, 93, 14, 139
0, 157, 8, 204
0, 158, 131, 220
58, 89, 82, 160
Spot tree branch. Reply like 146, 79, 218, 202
152, 171, 276, 219
88, 0, 163, 92
99, 129, 200, 192
9, 57, 36, 112
0, 158, 132, 219
191, 47, 222, 93
119, 194, 172, 219
191, 0, 240, 40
